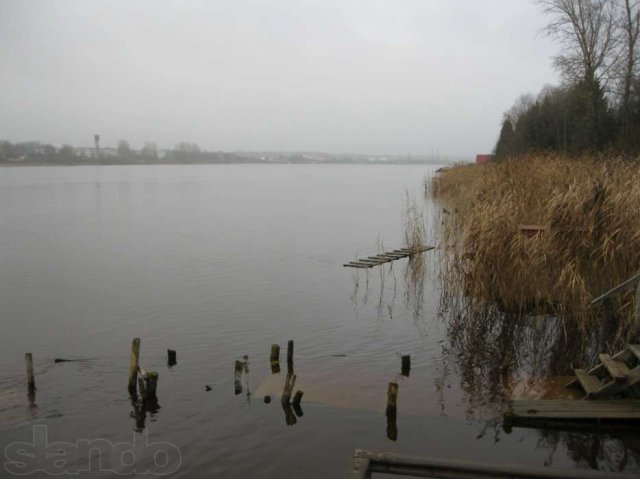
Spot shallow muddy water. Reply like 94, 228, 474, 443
1, 164, 639, 477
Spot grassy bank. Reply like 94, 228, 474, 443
429, 153, 640, 345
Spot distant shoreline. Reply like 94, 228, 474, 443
0, 160, 450, 167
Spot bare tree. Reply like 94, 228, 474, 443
617, 0, 640, 128
539, 0, 619, 87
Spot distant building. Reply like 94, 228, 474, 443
475, 154, 493, 164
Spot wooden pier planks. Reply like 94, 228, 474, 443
343, 246, 435, 269
504, 399, 640, 421
346, 449, 623, 478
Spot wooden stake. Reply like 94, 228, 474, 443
386, 382, 398, 441
270, 344, 281, 374
281, 373, 297, 405
270, 344, 280, 364
292, 390, 303, 407
167, 349, 177, 366
401, 355, 411, 377
287, 340, 294, 363
25, 353, 35, 392
234, 360, 244, 395
386, 382, 398, 416
146, 371, 158, 398
128, 338, 141, 394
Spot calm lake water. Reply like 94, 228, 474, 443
1, 165, 639, 477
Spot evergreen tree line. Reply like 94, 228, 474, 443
495, 0, 640, 157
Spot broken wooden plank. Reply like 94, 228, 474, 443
599, 353, 630, 382
574, 369, 603, 398
343, 262, 374, 268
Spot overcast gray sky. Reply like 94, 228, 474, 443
0, 0, 559, 156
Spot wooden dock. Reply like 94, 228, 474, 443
346, 449, 626, 478
343, 246, 435, 269
503, 399, 640, 430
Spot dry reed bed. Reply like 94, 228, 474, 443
430, 154, 640, 343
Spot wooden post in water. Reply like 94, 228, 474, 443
25, 353, 35, 392
287, 340, 294, 363
292, 390, 304, 416
167, 349, 177, 366
386, 382, 398, 441
138, 367, 159, 409
287, 340, 294, 375
401, 355, 411, 377
146, 371, 159, 398
234, 360, 244, 395
128, 338, 141, 395
270, 344, 280, 374
281, 373, 297, 405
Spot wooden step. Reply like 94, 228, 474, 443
599, 353, 630, 382
357, 259, 383, 265
343, 262, 373, 268
574, 369, 603, 398
366, 256, 391, 262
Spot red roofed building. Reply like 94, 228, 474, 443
476, 154, 493, 164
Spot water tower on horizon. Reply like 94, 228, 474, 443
94, 134, 100, 157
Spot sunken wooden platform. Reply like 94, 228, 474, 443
503, 399, 640, 431
343, 246, 435, 269
346, 449, 622, 478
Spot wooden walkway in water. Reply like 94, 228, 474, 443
343, 246, 434, 269
346, 449, 627, 478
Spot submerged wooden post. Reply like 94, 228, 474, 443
234, 360, 244, 395
25, 353, 35, 392
282, 402, 297, 426
146, 371, 159, 398
128, 338, 141, 394
270, 344, 281, 374
281, 373, 297, 405
292, 390, 304, 416
386, 382, 398, 441
287, 340, 294, 363
287, 340, 294, 375
167, 349, 177, 366
138, 367, 159, 409
401, 355, 411, 377
270, 344, 280, 364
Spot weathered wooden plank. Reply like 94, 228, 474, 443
347, 449, 624, 479
366, 256, 391, 262
374, 254, 406, 260
574, 369, 603, 397
599, 353, 630, 382
566, 346, 632, 390
504, 400, 640, 419
357, 259, 384, 264
343, 263, 373, 268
